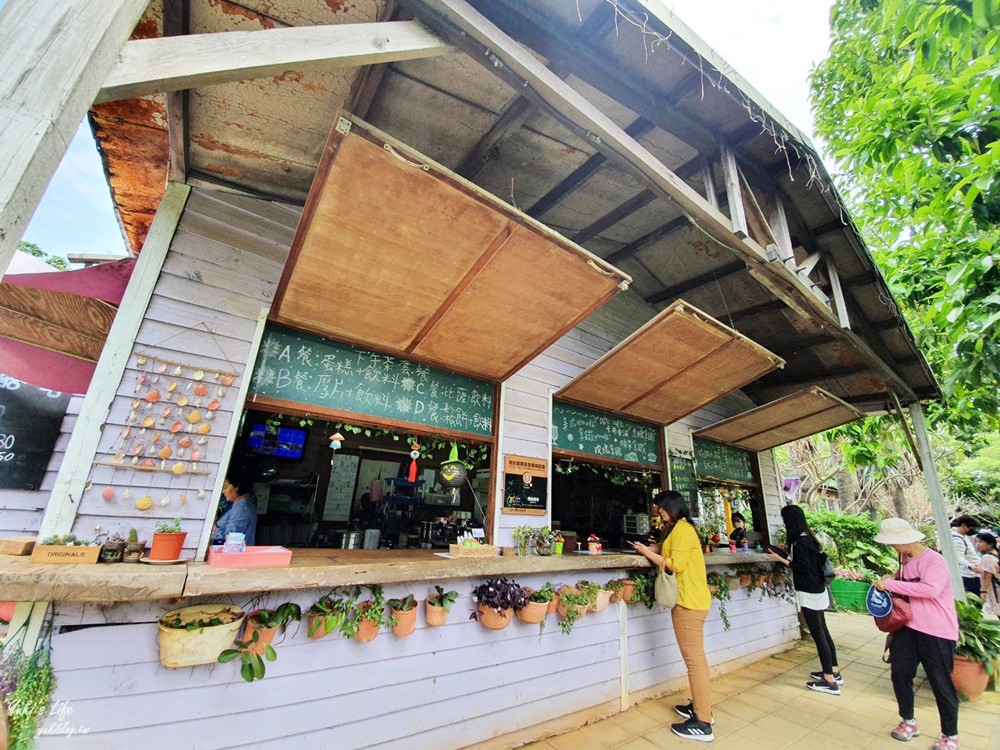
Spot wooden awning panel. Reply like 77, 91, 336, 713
695, 387, 866, 451
272, 114, 631, 382
0, 285, 115, 362
556, 300, 784, 425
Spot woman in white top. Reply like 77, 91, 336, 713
972, 531, 999, 619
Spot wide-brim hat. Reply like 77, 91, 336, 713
873, 517, 925, 545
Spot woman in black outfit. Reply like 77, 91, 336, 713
768, 504, 841, 695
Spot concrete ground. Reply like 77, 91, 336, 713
523, 612, 1000, 750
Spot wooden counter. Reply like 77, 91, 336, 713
0, 549, 774, 602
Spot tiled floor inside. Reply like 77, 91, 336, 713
523, 612, 1000, 749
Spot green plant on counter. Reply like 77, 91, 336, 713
557, 590, 589, 635
534, 527, 556, 555
631, 572, 657, 610
427, 585, 459, 613
956, 593, 1000, 674
706, 571, 732, 631
218, 630, 274, 683
512, 526, 534, 556
155, 517, 183, 534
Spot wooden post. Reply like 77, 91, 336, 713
0, 0, 149, 275
767, 193, 795, 265
907, 401, 964, 599
826, 258, 851, 328
699, 156, 718, 211
617, 600, 630, 710
720, 144, 748, 239
38, 183, 190, 539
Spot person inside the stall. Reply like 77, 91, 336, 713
729, 512, 747, 547
213, 471, 258, 546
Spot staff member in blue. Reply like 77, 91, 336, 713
213, 472, 258, 546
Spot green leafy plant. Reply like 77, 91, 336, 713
534, 526, 556, 555
128, 528, 140, 544
575, 580, 602, 609
470, 578, 527, 620
512, 526, 534, 555
249, 602, 302, 632
387, 594, 416, 612
631, 572, 657, 610
707, 571, 732, 631
529, 582, 558, 604
307, 590, 357, 638
557, 590, 589, 635
218, 630, 275, 683
1, 622, 55, 750
955, 593, 1000, 675
155, 517, 183, 534
39, 534, 97, 546
763, 565, 795, 603
427, 585, 458, 613
354, 585, 396, 631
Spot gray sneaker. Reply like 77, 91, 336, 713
806, 679, 841, 695
674, 702, 715, 724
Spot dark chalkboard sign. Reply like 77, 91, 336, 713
251, 326, 494, 436
668, 454, 700, 516
694, 438, 756, 484
0, 374, 70, 490
552, 401, 661, 466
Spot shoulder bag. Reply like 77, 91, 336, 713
874, 557, 912, 633
655, 563, 679, 609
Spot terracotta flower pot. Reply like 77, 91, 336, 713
738, 574, 751, 587
354, 602, 382, 642
547, 594, 559, 614
516, 600, 548, 624
391, 605, 418, 638
610, 579, 636, 604
149, 531, 187, 561
307, 612, 342, 639
241, 611, 277, 655
477, 604, 513, 630
589, 589, 613, 612
425, 597, 449, 627
556, 587, 588, 621
951, 655, 990, 701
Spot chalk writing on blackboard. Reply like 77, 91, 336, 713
668, 454, 700, 517
552, 401, 660, 466
0, 373, 70, 491
694, 438, 755, 484
251, 327, 494, 437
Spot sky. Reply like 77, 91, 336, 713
17, 0, 835, 264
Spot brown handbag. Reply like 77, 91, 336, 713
874, 559, 912, 633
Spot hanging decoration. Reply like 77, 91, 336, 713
407, 438, 421, 483
327, 431, 345, 466
438, 442, 468, 488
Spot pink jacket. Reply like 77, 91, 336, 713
884, 549, 959, 642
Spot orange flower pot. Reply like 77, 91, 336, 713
149, 531, 187, 561
241, 611, 277, 656
477, 604, 512, 630
391, 606, 418, 638
516, 600, 547, 624
354, 602, 382, 642
951, 655, 990, 701
425, 597, 449, 627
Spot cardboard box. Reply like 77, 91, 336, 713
207, 546, 292, 568
31, 545, 101, 565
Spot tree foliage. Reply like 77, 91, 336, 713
17, 241, 68, 271
811, 0, 1000, 433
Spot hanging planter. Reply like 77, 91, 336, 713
470, 578, 526, 631
424, 586, 458, 627
388, 594, 418, 638
241, 604, 302, 656
158, 605, 245, 667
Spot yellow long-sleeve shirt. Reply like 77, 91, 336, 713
661, 519, 711, 611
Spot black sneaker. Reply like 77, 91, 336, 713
809, 670, 844, 684
674, 702, 715, 724
671, 718, 715, 743
806, 679, 841, 695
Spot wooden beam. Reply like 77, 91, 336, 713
572, 190, 656, 244
344, 0, 401, 119
95, 21, 452, 103
812, 218, 848, 237
756, 364, 871, 390
0, 0, 148, 275
826, 257, 851, 328
767, 193, 794, 264
769, 334, 836, 356
727, 299, 786, 323
604, 215, 688, 265
738, 168, 776, 248
645, 262, 746, 305
38, 183, 190, 539
527, 117, 654, 219
798, 252, 822, 277
699, 157, 718, 210
455, 96, 534, 179
720, 144, 749, 238
163, 0, 189, 184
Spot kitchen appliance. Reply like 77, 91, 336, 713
623, 513, 650, 536
330, 529, 363, 549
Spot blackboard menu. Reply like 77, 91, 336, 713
251, 326, 494, 437
0, 374, 70, 490
668, 454, 700, 516
552, 401, 661, 466
694, 438, 755, 484
502, 454, 548, 515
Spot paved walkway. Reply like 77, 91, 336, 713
524, 612, 1000, 750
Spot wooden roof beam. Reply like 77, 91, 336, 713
96, 21, 452, 103
756, 364, 871, 390
645, 262, 746, 306
604, 215, 689, 265
344, 2, 404, 119
571, 190, 656, 244
769, 334, 836, 356
406, 0, 919, 401
163, 0, 189, 184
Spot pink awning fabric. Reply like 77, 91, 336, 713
0, 258, 134, 394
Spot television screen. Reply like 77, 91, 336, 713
247, 423, 307, 460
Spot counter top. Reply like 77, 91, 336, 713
0, 550, 774, 603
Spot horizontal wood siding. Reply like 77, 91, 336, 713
0, 395, 82, 537
69, 188, 294, 551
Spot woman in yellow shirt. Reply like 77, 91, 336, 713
631, 491, 714, 742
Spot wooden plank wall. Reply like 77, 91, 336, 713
68, 188, 296, 552
0, 395, 82, 537
40, 567, 795, 749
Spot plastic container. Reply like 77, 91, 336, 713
206, 546, 292, 568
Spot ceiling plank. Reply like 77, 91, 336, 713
645, 262, 746, 306
455, 96, 535, 179
96, 21, 452, 103
571, 189, 656, 244
604, 215, 688, 265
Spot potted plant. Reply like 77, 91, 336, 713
517, 587, 550, 625
556, 586, 589, 634
307, 589, 357, 639
101, 532, 127, 563
577, 580, 613, 612
631, 573, 657, 610
353, 585, 395, 642
554, 533, 565, 555
952, 593, 1000, 701
31, 534, 102, 564
470, 578, 527, 630
534, 527, 556, 556
425, 585, 458, 627
241, 602, 301, 655
586, 534, 602, 554
158, 604, 245, 667
608, 578, 637, 604
706, 571, 732, 631
763, 565, 795, 603
124, 528, 145, 563
512, 526, 534, 556
530, 582, 559, 614
730, 562, 756, 589
388, 594, 418, 638
150, 517, 187, 560
828, 567, 874, 612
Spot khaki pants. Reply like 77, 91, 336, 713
671, 605, 711, 723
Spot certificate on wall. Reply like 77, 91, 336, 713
501, 455, 548, 515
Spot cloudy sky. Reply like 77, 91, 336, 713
18, 0, 834, 263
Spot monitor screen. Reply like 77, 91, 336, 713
247, 423, 307, 459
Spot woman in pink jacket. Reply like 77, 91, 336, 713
873, 518, 960, 750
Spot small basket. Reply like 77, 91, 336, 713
448, 544, 499, 558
